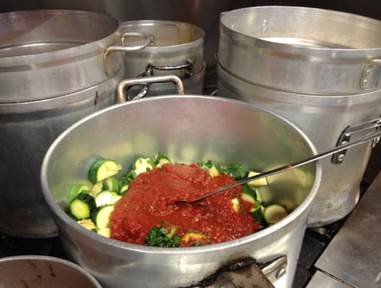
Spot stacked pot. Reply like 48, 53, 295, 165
0, 10, 128, 237
217, 6, 381, 227
118, 20, 205, 98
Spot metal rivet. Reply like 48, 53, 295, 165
337, 154, 345, 162
276, 267, 286, 279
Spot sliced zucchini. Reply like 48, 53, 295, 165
263, 204, 288, 225
231, 198, 240, 213
132, 157, 154, 176
92, 205, 114, 229
95, 191, 121, 207
197, 160, 220, 177
241, 185, 259, 204
90, 181, 104, 197
247, 171, 268, 187
66, 184, 90, 204
69, 193, 96, 220
208, 166, 220, 177
88, 159, 122, 183
97, 227, 111, 238
104, 177, 119, 192
77, 219, 96, 231
154, 153, 171, 168
250, 204, 267, 227
241, 193, 255, 204
119, 184, 129, 194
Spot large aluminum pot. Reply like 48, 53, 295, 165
119, 20, 205, 97
0, 71, 123, 238
0, 255, 101, 288
119, 20, 204, 78
41, 95, 321, 288
218, 6, 381, 95
218, 64, 381, 226
0, 10, 143, 103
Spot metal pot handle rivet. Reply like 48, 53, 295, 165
360, 59, 381, 90
103, 32, 153, 76
117, 75, 185, 103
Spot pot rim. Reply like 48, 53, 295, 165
0, 255, 102, 288
41, 95, 322, 255
119, 19, 205, 50
0, 10, 119, 66
220, 6, 381, 56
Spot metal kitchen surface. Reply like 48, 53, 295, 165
306, 271, 352, 288
315, 171, 381, 288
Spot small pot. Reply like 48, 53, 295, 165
0, 255, 101, 288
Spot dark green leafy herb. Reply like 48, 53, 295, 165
145, 225, 180, 248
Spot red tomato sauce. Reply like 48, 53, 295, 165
110, 164, 261, 246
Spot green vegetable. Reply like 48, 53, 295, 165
104, 177, 120, 192
66, 184, 90, 204
90, 181, 104, 196
145, 225, 180, 248
219, 164, 247, 179
263, 204, 288, 225
251, 204, 268, 228
153, 153, 171, 168
77, 219, 97, 231
69, 192, 96, 220
181, 231, 210, 246
88, 159, 122, 183
241, 184, 259, 204
197, 160, 220, 177
95, 191, 121, 207
247, 171, 268, 187
120, 170, 137, 185
92, 205, 114, 229
132, 157, 154, 176
231, 198, 240, 212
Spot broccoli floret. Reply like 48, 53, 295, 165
219, 164, 247, 180
145, 225, 180, 248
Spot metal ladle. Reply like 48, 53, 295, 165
176, 130, 381, 204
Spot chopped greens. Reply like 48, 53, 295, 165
145, 225, 181, 248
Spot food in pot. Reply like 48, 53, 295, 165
65, 154, 288, 247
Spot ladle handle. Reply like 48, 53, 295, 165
224, 130, 381, 192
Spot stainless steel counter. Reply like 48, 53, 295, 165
306, 271, 352, 288
315, 172, 381, 288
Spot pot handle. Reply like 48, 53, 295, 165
360, 59, 381, 90
117, 75, 185, 103
183, 256, 287, 288
332, 116, 381, 164
104, 32, 153, 76
144, 60, 194, 78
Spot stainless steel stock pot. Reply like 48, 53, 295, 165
41, 94, 321, 288
0, 10, 130, 102
218, 6, 381, 226
119, 20, 205, 97
0, 10, 130, 237
218, 6, 381, 95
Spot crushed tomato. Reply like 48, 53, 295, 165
110, 164, 261, 246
